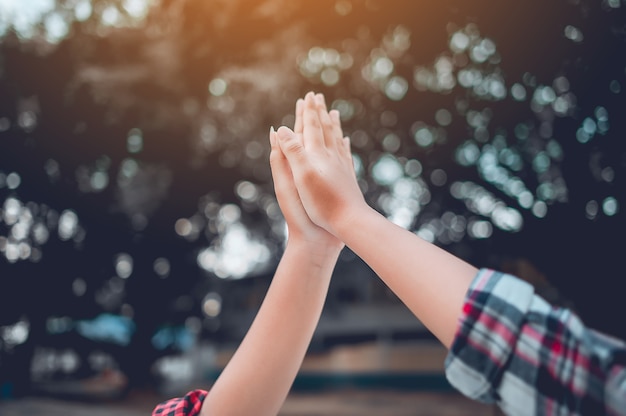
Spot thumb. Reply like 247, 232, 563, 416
276, 126, 305, 162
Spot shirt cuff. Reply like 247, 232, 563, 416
152, 389, 208, 416
444, 268, 535, 402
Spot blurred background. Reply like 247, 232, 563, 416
0, 0, 625, 413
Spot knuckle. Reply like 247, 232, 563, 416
307, 117, 322, 131
284, 140, 303, 154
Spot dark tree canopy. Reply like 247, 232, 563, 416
1, 0, 625, 387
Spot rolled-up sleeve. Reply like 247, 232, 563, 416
152, 389, 208, 416
445, 268, 626, 416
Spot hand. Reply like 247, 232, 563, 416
269, 98, 343, 252
276, 92, 366, 237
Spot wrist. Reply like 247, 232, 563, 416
286, 236, 344, 255
284, 237, 343, 268
330, 203, 377, 242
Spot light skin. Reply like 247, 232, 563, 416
200, 90, 475, 414
200, 99, 345, 416
276, 92, 478, 348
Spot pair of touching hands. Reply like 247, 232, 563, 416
269, 92, 365, 251
270, 93, 478, 350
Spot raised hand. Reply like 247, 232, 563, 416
276, 92, 365, 237
199, 98, 346, 416
269, 98, 343, 252
277, 92, 477, 349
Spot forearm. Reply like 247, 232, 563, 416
200, 240, 340, 416
336, 206, 477, 348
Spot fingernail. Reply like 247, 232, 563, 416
269, 126, 276, 145
296, 99, 303, 112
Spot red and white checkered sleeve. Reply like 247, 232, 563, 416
445, 268, 626, 415
152, 389, 208, 416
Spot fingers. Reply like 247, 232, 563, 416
329, 109, 346, 150
327, 108, 352, 167
270, 126, 301, 205
343, 137, 357, 179
314, 94, 336, 149
269, 126, 289, 198
342, 136, 352, 157
302, 92, 324, 150
284, 91, 349, 163
269, 125, 277, 148
276, 125, 306, 167
269, 126, 286, 175
294, 98, 304, 135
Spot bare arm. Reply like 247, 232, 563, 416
333, 206, 476, 348
201, 241, 340, 415
200, 101, 343, 415
277, 92, 477, 348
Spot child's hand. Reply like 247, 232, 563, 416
276, 92, 366, 237
269, 98, 343, 252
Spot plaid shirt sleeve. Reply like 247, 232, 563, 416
445, 268, 626, 416
152, 389, 208, 416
